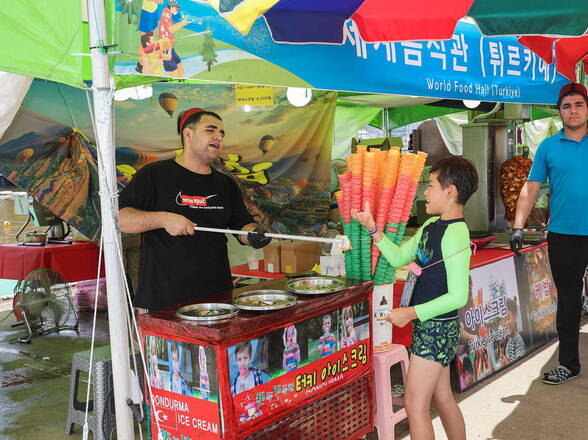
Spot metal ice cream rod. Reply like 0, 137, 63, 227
192, 226, 351, 250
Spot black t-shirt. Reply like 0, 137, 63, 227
119, 159, 253, 310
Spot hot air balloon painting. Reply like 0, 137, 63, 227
16, 148, 34, 164
158, 93, 178, 118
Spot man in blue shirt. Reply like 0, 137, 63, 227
510, 82, 588, 385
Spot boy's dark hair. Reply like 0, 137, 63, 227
235, 341, 252, 358
506, 297, 518, 316
462, 356, 473, 373
176, 110, 223, 147
430, 156, 478, 205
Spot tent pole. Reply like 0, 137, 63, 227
87, 0, 135, 438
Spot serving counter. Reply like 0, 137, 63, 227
139, 278, 374, 440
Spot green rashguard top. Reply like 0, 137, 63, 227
376, 216, 471, 322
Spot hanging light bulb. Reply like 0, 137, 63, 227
287, 87, 312, 107
463, 100, 481, 109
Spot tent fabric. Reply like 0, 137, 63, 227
0, 1, 85, 88
467, 0, 588, 38
435, 112, 468, 155
520, 35, 588, 81
0, 72, 32, 140
213, 0, 588, 41
336, 94, 438, 109
352, 0, 473, 43
522, 117, 563, 156
387, 105, 460, 130
332, 105, 381, 159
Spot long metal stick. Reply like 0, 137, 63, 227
193, 226, 342, 244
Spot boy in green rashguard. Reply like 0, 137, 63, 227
352, 156, 478, 440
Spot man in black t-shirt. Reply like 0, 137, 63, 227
119, 108, 270, 311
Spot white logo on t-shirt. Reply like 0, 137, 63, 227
175, 191, 218, 208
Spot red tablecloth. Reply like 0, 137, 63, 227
0, 241, 104, 282
230, 259, 285, 279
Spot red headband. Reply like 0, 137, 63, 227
177, 107, 205, 134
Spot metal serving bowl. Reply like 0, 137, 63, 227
286, 276, 345, 295
233, 290, 296, 311
176, 303, 239, 322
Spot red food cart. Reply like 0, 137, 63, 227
138, 279, 374, 440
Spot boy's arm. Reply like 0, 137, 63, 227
414, 222, 471, 322
375, 217, 437, 267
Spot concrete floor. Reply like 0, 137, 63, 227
0, 302, 586, 440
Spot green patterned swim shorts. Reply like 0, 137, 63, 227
411, 319, 460, 366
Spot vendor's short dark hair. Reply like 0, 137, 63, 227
177, 110, 222, 146
235, 341, 252, 357
430, 156, 478, 205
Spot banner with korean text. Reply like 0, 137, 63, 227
455, 246, 557, 390
115, 3, 569, 104
228, 301, 371, 427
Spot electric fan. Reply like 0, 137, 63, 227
12, 268, 79, 343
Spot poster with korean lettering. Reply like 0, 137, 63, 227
145, 334, 221, 440
455, 258, 523, 391
228, 302, 370, 428
115, 3, 569, 104
514, 246, 558, 351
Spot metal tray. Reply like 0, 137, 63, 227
176, 303, 239, 322
233, 290, 296, 311
286, 276, 345, 295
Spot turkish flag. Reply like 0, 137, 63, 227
152, 406, 178, 431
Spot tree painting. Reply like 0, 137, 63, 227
200, 29, 218, 71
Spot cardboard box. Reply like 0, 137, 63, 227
263, 241, 281, 273
280, 240, 322, 274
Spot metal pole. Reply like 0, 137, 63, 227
193, 226, 345, 244
87, 0, 134, 438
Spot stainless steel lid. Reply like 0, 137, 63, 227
233, 290, 296, 311
176, 303, 239, 322
286, 276, 345, 295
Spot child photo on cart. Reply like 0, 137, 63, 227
340, 302, 369, 349
267, 324, 308, 377
168, 341, 193, 396
307, 312, 339, 362
282, 325, 301, 372
229, 338, 270, 396
146, 335, 164, 389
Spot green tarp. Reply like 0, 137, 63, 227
0, 1, 85, 88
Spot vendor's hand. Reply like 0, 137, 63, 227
162, 212, 196, 236
248, 227, 271, 249
351, 201, 376, 231
384, 307, 417, 328
509, 228, 524, 256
